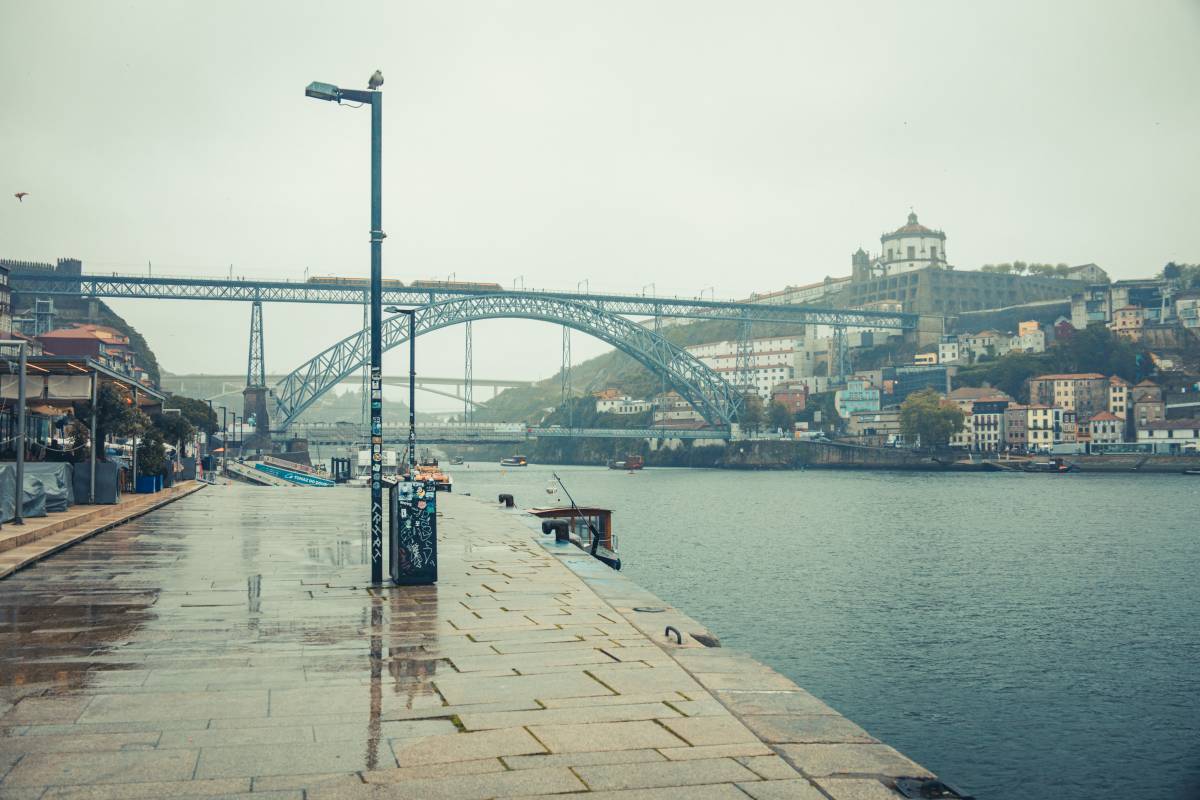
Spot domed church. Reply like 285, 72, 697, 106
875, 211, 948, 277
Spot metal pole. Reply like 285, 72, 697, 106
131, 386, 139, 492
89, 371, 97, 503
221, 406, 227, 476
205, 400, 214, 456
408, 311, 416, 472
15, 342, 26, 525
368, 89, 385, 585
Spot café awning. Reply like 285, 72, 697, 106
0, 356, 164, 411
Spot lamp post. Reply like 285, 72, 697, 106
219, 405, 228, 477
385, 307, 417, 475
306, 71, 387, 584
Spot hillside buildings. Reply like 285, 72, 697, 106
593, 389, 651, 416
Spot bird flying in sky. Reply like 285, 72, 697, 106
14, 192, 29, 202
368, 70, 384, 90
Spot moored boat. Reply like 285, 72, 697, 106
412, 458, 453, 492
529, 505, 620, 570
500, 455, 528, 467
607, 454, 644, 471
1021, 457, 1077, 473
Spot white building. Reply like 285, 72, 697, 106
1136, 419, 1200, 452
1008, 328, 1046, 354
595, 394, 651, 415
1176, 295, 1200, 330
938, 337, 961, 365
745, 277, 851, 306
1087, 411, 1124, 444
686, 335, 803, 401
651, 391, 705, 425
877, 211, 948, 276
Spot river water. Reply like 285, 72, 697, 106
450, 461, 1200, 800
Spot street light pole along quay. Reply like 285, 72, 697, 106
306, 72, 387, 584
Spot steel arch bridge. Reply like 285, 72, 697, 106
272, 294, 744, 431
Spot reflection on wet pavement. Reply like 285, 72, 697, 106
0, 483, 442, 788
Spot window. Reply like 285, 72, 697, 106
931, 246, 938, 259
907, 246, 916, 260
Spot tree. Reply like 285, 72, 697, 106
738, 394, 765, 434
768, 401, 794, 433
77, 384, 141, 461
165, 394, 217, 435
152, 411, 195, 453
900, 389, 965, 450
136, 428, 167, 478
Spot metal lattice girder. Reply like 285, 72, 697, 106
463, 320, 474, 423
12, 273, 916, 330
733, 316, 753, 392
272, 294, 745, 430
246, 300, 265, 387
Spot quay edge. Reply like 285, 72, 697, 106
504, 494, 955, 797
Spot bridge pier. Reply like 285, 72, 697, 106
242, 299, 273, 454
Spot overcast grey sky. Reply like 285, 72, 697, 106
2, 0, 1198, 407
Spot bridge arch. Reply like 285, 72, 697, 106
272, 294, 743, 430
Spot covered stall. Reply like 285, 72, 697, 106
0, 349, 165, 510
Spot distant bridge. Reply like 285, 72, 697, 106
291, 422, 728, 446
161, 373, 530, 406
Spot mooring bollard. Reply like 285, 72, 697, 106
541, 520, 569, 542
498, 493, 514, 508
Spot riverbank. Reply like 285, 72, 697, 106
455, 438, 1200, 473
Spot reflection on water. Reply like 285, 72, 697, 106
453, 461, 1200, 800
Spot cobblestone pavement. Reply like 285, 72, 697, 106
0, 482, 931, 799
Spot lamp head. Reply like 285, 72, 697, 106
305, 81, 342, 102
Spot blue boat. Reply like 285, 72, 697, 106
253, 462, 335, 487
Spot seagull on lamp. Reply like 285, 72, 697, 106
14, 192, 29, 202
368, 70, 384, 90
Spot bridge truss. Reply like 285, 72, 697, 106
11, 273, 916, 329
273, 294, 745, 430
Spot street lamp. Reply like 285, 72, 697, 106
218, 405, 228, 477
385, 306, 417, 475
306, 71, 387, 584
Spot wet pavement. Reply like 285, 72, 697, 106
0, 482, 928, 798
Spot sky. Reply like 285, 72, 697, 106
1, 1, 1198, 409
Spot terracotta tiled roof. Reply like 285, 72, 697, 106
38, 324, 129, 345
1088, 411, 1122, 422
948, 387, 1012, 401
1108, 376, 1130, 385
1031, 373, 1107, 381
1139, 419, 1200, 430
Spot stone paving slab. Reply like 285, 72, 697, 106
0, 483, 934, 797
0, 480, 206, 579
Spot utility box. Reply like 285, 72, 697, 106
389, 480, 437, 585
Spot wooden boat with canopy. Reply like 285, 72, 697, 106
528, 504, 620, 571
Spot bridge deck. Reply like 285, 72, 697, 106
0, 483, 930, 798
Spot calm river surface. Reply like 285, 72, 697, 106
451, 462, 1200, 800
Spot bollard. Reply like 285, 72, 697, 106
541, 520, 569, 542
498, 493, 514, 508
